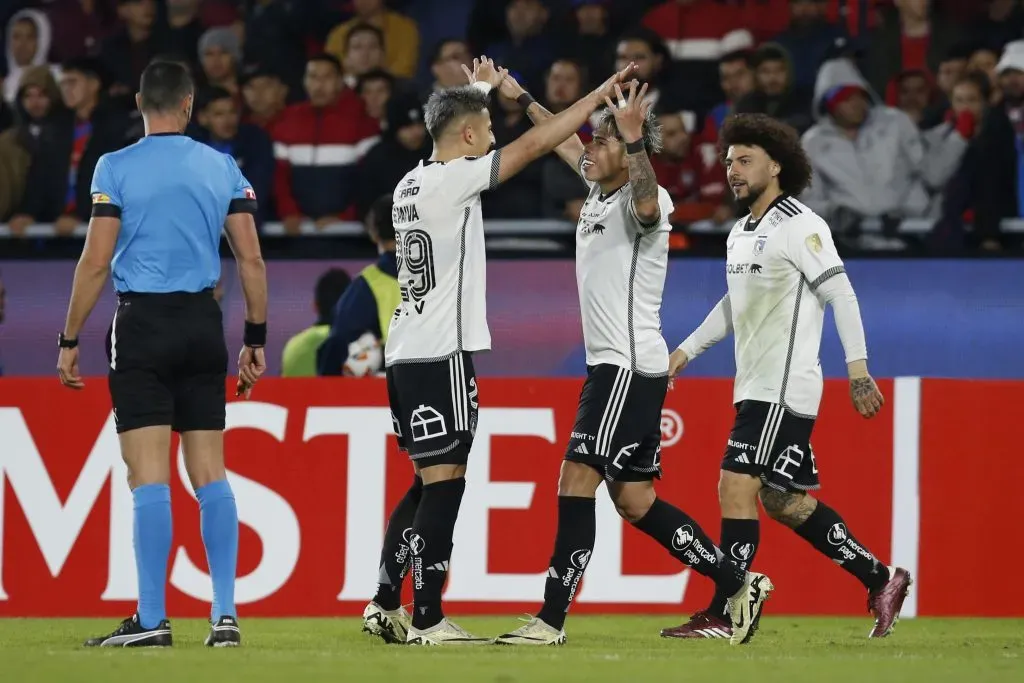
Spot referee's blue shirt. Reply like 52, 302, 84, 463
91, 133, 257, 294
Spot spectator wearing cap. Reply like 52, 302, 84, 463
340, 23, 387, 90
568, 0, 616, 85
356, 69, 394, 124
99, 0, 164, 98
191, 86, 274, 227
771, 0, 849, 91
651, 106, 729, 225
325, 0, 419, 79
801, 57, 929, 249
198, 27, 242, 106
939, 41, 1024, 251
735, 43, 813, 134
4, 9, 60, 104
426, 38, 472, 98
541, 58, 594, 222
272, 54, 380, 233
485, 0, 557, 95
12, 58, 130, 236
241, 65, 289, 134
355, 89, 429, 219
864, 0, 959, 98
0, 66, 62, 224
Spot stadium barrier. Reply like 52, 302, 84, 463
0, 377, 1018, 618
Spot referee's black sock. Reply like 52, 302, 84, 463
794, 501, 888, 592
707, 518, 760, 620
372, 475, 423, 611
409, 477, 466, 630
633, 499, 745, 598
536, 496, 596, 631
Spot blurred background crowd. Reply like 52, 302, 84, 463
1, 0, 1024, 254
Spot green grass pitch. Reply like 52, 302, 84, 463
2, 617, 1022, 682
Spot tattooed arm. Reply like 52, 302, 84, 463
604, 82, 661, 226
498, 73, 586, 174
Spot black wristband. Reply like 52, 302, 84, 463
243, 321, 267, 347
625, 138, 645, 154
516, 92, 536, 109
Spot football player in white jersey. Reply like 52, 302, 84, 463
492, 79, 773, 647
662, 114, 912, 641
360, 57, 640, 647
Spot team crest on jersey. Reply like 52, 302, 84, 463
806, 233, 823, 253
768, 211, 783, 227
753, 234, 768, 255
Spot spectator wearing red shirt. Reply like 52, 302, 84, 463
652, 108, 728, 225
864, 0, 959, 97
272, 54, 380, 233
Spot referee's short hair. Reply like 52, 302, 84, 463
139, 60, 195, 114
424, 86, 490, 141
718, 113, 813, 196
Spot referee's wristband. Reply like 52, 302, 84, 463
516, 92, 536, 110
243, 321, 267, 348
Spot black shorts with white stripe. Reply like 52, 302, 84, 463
722, 400, 820, 492
565, 364, 668, 482
385, 352, 479, 466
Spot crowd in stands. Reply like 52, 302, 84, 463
1, 0, 1023, 251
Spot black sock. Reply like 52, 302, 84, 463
707, 518, 760, 619
633, 499, 745, 598
372, 475, 423, 610
409, 477, 466, 629
794, 501, 888, 591
536, 496, 596, 630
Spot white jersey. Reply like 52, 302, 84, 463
385, 151, 501, 365
576, 176, 675, 376
725, 195, 845, 417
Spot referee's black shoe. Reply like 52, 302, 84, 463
204, 616, 242, 647
83, 614, 172, 648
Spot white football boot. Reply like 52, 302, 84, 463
727, 572, 774, 645
405, 618, 490, 646
362, 602, 411, 644
493, 617, 567, 646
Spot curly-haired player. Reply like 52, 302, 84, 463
662, 113, 912, 641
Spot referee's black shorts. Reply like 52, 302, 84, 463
105, 289, 228, 434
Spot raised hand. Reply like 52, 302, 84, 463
604, 81, 652, 142
849, 374, 884, 418
461, 56, 507, 89
589, 62, 638, 103
498, 69, 526, 101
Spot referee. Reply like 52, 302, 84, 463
57, 60, 267, 649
